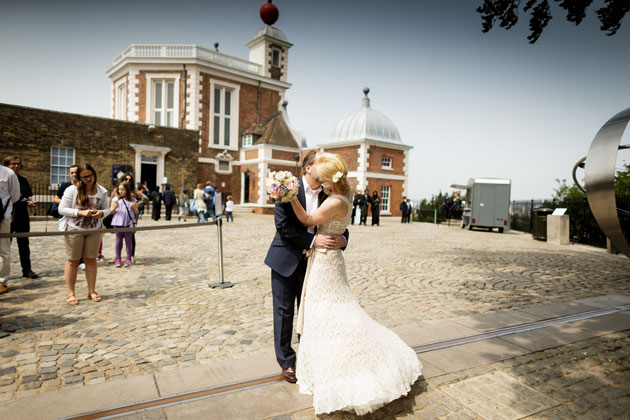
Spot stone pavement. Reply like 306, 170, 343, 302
0, 214, 628, 416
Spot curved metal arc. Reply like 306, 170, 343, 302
584, 107, 630, 258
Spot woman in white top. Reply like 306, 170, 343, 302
58, 163, 110, 305
193, 183, 207, 222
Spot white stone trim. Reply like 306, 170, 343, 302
364, 172, 407, 181
320, 139, 412, 151
127, 69, 140, 122
258, 161, 267, 205
208, 79, 240, 152
144, 73, 181, 128
114, 77, 128, 121
129, 144, 171, 188
186, 69, 203, 131
403, 149, 410, 198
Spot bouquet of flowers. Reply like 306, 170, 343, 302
267, 171, 299, 203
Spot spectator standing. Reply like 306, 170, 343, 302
204, 183, 216, 221
4, 156, 38, 279
225, 195, 234, 222
136, 183, 149, 218
58, 163, 109, 305
359, 188, 371, 225
0, 165, 20, 294
151, 186, 162, 221
399, 197, 408, 223
119, 174, 140, 263
442, 193, 451, 221
451, 192, 462, 220
177, 188, 189, 222
406, 198, 413, 223
193, 184, 207, 222
351, 190, 361, 225
163, 185, 176, 221
110, 182, 137, 267
370, 191, 380, 226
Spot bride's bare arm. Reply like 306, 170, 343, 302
290, 197, 347, 227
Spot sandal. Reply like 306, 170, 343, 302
87, 292, 102, 302
66, 294, 79, 305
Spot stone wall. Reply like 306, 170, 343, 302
0, 103, 199, 193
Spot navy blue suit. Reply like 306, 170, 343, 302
264, 182, 348, 369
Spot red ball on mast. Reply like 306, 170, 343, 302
260, 1, 279, 26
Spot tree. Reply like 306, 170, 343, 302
553, 178, 585, 201
477, 0, 629, 44
615, 161, 630, 195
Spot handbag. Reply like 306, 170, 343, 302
121, 199, 136, 228
47, 202, 61, 219
102, 213, 113, 229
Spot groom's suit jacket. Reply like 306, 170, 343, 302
264, 181, 349, 278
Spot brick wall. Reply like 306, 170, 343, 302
245, 150, 258, 160
364, 178, 405, 216
368, 146, 405, 175
0, 103, 198, 194
272, 149, 298, 162
320, 145, 359, 171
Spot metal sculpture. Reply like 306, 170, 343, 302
573, 107, 630, 258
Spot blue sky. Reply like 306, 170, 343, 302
1, 0, 628, 200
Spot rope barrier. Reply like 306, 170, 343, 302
0, 219, 231, 287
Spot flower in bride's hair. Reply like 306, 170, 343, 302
332, 171, 343, 183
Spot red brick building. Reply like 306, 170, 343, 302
318, 88, 412, 217
107, 24, 297, 212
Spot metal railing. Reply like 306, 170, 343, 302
510, 197, 630, 249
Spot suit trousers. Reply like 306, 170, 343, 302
10, 216, 31, 275
271, 258, 307, 369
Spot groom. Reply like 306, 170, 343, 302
264, 150, 349, 383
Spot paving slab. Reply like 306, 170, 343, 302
452, 308, 541, 331
154, 350, 279, 396
0, 374, 159, 420
515, 302, 600, 319
163, 380, 312, 420
572, 294, 630, 308
440, 371, 560, 420
498, 322, 602, 352
419, 338, 529, 373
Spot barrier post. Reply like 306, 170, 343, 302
209, 217, 234, 289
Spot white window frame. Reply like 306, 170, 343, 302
50, 147, 75, 186
145, 73, 180, 128
209, 79, 240, 151
242, 134, 254, 147
381, 156, 393, 170
381, 185, 391, 213
114, 78, 127, 120
271, 48, 281, 67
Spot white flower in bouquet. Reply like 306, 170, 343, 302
267, 171, 299, 203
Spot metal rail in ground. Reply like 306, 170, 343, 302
57, 304, 629, 420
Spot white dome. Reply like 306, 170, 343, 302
252, 26, 289, 43
328, 88, 402, 144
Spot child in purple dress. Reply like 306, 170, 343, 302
109, 182, 137, 267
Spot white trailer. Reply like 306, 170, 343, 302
451, 178, 511, 233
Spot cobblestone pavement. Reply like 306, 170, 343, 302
279, 331, 630, 420
0, 215, 628, 401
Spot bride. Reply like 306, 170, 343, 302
289, 153, 422, 416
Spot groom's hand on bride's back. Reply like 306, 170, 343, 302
314, 233, 346, 250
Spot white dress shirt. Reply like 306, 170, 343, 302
302, 176, 322, 235
0, 166, 20, 220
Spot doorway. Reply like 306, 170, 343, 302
243, 170, 251, 203
141, 163, 157, 191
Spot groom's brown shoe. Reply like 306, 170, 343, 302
282, 367, 297, 383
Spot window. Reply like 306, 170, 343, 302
210, 81, 239, 150
115, 81, 127, 120
272, 49, 280, 67
242, 134, 253, 147
382, 156, 392, 170
381, 185, 391, 213
153, 80, 176, 127
218, 160, 230, 171
50, 147, 75, 185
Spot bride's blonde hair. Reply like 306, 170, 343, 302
318, 152, 350, 195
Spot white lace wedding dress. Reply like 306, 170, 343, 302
296, 193, 422, 416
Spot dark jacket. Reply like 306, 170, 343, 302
264, 184, 349, 278
163, 189, 176, 206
